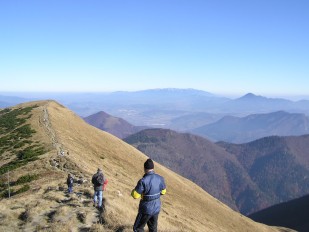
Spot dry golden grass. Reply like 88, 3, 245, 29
0, 101, 296, 232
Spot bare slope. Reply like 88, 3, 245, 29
0, 101, 291, 232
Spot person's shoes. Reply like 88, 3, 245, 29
97, 205, 105, 212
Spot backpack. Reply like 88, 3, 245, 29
67, 176, 73, 186
93, 173, 104, 186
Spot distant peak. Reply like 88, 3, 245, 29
244, 93, 256, 97
243, 93, 258, 98
97, 111, 110, 115
238, 93, 265, 100
84, 111, 111, 119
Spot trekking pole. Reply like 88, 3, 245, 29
7, 169, 11, 198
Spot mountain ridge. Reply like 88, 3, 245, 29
218, 135, 309, 212
192, 111, 309, 143
249, 194, 309, 231
0, 100, 287, 231
84, 111, 148, 139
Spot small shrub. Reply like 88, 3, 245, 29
19, 209, 30, 222
0, 189, 10, 198
0, 184, 30, 198
15, 174, 39, 185
0, 158, 38, 175
13, 142, 24, 149
14, 184, 30, 195
17, 145, 46, 160
77, 212, 86, 223
15, 124, 36, 138
0, 108, 11, 114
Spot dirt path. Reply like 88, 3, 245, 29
40, 106, 64, 156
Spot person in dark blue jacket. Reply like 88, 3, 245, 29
66, 173, 74, 194
131, 158, 167, 232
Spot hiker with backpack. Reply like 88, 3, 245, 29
92, 168, 107, 209
131, 158, 166, 232
67, 173, 74, 194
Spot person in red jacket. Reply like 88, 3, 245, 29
103, 178, 108, 191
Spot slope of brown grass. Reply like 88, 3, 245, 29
0, 101, 294, 232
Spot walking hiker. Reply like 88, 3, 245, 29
92, 168, 106, 209
67, 173, 74, 194
131, 159, 166, 232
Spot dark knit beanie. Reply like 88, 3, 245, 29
144, 159, 154, 170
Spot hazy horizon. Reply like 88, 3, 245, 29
1, 88, 309, 101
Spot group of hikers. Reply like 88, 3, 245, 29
66, 158, 166, 232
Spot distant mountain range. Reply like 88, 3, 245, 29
2, 89, 309, 142
83, 111, 148, 139
67, 90, 309, 126
220, 93, 294, 114
125, 129, 309, 215
192, 111, 309, 143
249, 194, 309, 232
2, 89, 309, 129
220, 93, 309, 116
74, 88, 229, 126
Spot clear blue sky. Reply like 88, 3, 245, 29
0, 0, 308, 97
